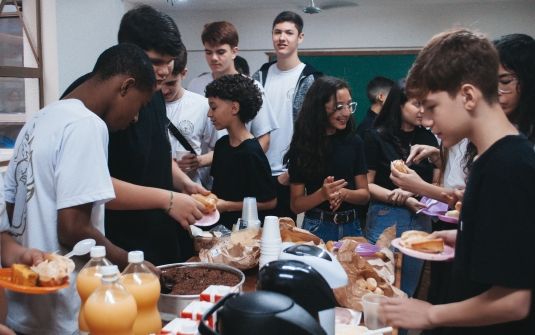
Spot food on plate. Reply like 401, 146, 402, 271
11, 264, 39, 287
445, 201, 462, 218
392, 159, 408, 174
399, 230, 444, 254
191, 193, 218, 213
31, 254, 75, 287
366, 278, 377, 291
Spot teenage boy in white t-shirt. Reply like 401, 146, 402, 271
0, 45, 156, 335
187, 21, 278, 152
162, 44, 218, 189
252, 11, 322, 220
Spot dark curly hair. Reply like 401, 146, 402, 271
373, 78, 410, 159
283, 77, 355, 181
205, 74, 263, 124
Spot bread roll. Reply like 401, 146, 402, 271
191, 193, 218, 213
399, 230, 444, 253
455, 201, 462, 212
374, 287, 384, 295
445, 210, 459, 218
11, 264, 38, 287
393, 160, 408, 174
31, 254, 75, 287
356, 278, 367, 289
366, 278, 377, 291
326, 241, 335, 252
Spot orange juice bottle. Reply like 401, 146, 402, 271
119, 251, 161, 335
76, 246, 113, 335
85, 265, 137, 335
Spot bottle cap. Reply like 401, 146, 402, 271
101, 265, 118, 276
90, 246, 106, 258
128, 250, 144, 263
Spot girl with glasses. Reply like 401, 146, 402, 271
283, 76, 369, 241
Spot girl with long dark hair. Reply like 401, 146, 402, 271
363, 78, 439, 298
284, 77, 369, 241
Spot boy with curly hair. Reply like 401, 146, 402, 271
205, 74, 276, 229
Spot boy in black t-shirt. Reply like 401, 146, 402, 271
204, 74, 276, 230
379, 28, 535, 334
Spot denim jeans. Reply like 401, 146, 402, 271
365, 200, 432, 298
302, 209, 362, 242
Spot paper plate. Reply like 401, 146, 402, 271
437, 215, 459, 224
419, 196, 448, 216
194, 209, 220, 227
333, 241, 381, 257
0, 268, 70, 294
391, 238, 455, 261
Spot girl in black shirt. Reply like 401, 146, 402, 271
284, 77, 370, 242
363, 79, 439, 300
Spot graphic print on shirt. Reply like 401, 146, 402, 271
11, 124, 35, 237
178, 120, 194, 136
287, 88, 295, 101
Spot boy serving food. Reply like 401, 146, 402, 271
379, 28, 535, 334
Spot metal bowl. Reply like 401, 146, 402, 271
157, 262, 245, 317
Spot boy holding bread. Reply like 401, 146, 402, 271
379, 28, 535, 334
204, 74, 276, 230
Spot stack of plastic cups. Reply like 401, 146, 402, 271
259, 216, 282, 268
241, 197, 261, 231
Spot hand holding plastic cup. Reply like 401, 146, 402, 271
362, 294, 389, 330
175, 150, 190, 161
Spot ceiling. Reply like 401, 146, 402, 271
128, 0, 521, 12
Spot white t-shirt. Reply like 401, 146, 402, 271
187, 72, 279, 140
167, 90, 217, 188
2, 99, 115, 335
444, 138, 468, 190
263, 63, 306, 176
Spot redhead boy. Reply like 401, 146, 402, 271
379, 28, 534, 334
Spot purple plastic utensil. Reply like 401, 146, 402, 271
333, 241, 381, 257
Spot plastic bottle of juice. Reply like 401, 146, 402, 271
84, 265, 137, 335
76, 246, 113, 335
119, 251, 161, 335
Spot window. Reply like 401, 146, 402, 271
0, 0, 42, 149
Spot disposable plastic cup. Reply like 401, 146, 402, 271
175, 150, 190, 161
262, 216, 281, 241
261, 237, 282, 244
242, 198, 259, 222
260, 249, 281, 256
362, 294, 389, 330
261, 245, 281, 252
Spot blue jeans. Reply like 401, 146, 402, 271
302, 209, 362, 242
365, 200, 432, 298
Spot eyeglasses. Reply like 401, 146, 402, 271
330, 102, 357, 115
498, 76, 518, 94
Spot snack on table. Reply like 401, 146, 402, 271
11, 264, 39, 287
445, 201, 462, 218
31, 254, 75, 287
392, 159, 408, 174
399, 230, 444, 253
191, 193, 218, 213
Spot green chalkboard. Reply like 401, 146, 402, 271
299, 53, 419, 125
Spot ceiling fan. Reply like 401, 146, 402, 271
301, 0, 359, 14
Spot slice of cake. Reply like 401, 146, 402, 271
11, 264, 39, 287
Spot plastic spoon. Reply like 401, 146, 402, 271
361, 326, 393, 335
63, 239, 96, 258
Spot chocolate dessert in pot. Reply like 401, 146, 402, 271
161, 266, 240, 295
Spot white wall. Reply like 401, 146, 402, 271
168, 2, 535, 87
53, 0, 125, 100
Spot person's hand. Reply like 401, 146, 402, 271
330, 188, 348, 212
216, 199, 231, 213
321, 177, 347, 203
167, 193, 204, 229
386, 188, 414, 206
20, 248, 49, 266
440, 189, 464, 209
143, 260, 161, 276
378, 297, 434, 330
406, 145, 440, 165
390, 162, 425, 194
0, 324, 16, 335
404, 197, 427, 212
277, 171, 290, 186
176, 154, 200, 172
181, 179, 210, 196
428, 229, 457, 248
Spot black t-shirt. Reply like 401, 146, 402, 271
363, 127, 438, 191
62, 76, 191, 265
210, 136, 276, 230
444, 135, 535, 335
356, 108, 378, 139
288, 132, 368, 212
